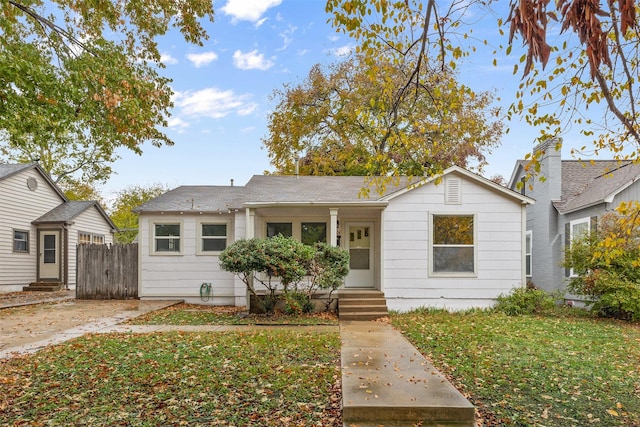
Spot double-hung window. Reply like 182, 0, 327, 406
569, 217, 590, 276
13, 230, 29, 253
200, 223, 228, 253
525, 230, 532, 278
431, 214, 476, 275
154, 223, 181, 253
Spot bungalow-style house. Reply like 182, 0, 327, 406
0, 163, 117, 292
509, 139, 640, 294
134, 166, 533, 312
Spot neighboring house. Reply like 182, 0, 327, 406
134, 166, 533, 312
508, 139, 640, 295
0, 163, 117, 292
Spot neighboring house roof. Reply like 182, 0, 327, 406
0, 162, 67, 201
134, 166, 533, 213
33, 200, 118, 231
553, 161, 640, 214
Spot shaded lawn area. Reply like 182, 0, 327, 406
128, 303, 339, 326
0, 330, 341, 426
391, 309, 640, 427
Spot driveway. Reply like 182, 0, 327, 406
0, 296, 178, 357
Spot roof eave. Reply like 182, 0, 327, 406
242, 201, 389, 208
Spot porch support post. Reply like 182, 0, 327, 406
243, 208, 256, 310
245, 208, 255, 239
330, 208, 338, 247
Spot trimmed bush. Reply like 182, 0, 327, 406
495, 287, 556, 316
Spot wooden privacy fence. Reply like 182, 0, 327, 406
77, 243, 138, 300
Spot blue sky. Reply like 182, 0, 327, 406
103, 0, 581, 198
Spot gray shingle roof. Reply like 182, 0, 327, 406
33, 201, 117, 231
0, 163, 36, 181
553, 160, 640, 213
133, 186, 250, 213
133, 176, 411, 213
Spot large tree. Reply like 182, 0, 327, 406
109, 183, 169, 244
0, 1, 214, 187
327, 0, 640, 173
263, 54, 502, 185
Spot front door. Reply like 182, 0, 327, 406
39, 230, 61, 280
345, 223, 374, 288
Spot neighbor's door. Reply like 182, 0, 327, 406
39, 230, 61, 280
344, 223, 374, 288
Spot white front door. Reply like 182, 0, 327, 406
345, 223, 374, 288
39, 230, 61, 280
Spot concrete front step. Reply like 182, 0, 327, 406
341, 321, 475, 427
23, 282, 66, 292
338, 289, 389, 321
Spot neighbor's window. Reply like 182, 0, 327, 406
431, 214, 475, 275
78, 232, 105, 245
201, 223, 227, 252
267, 222, 292, 238
13, 230, 29, 253
525, 230, 532, 278
78, 232, 92, 245
569, 217, 590, 276
301, 222, 327, 245
154, 223, 181, 253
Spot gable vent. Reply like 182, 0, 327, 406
445, 177, 462, 204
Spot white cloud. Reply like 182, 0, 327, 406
160, 52, 178, 65
255, 17, 268, 28
221, 0, 282, 23
332, 44, 354, 57
233, 49, 274, 70
277, 25, 297, 51
173, 88, 256, 119
186, 51, 218, 68
167, 117, 190, 132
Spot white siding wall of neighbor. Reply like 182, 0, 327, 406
0, 169, 64, 290
68, 207, 115, 286
383, 176, 525, 312
138, 213, 237, 305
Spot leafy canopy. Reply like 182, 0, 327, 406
110, 183, 170, 244
264, 53, 502, 186
0, 1, 214, 187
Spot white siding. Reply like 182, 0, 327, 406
383, 172, 526, 311
138, 213, 238, 305
0, 169, 65, 290
67, 206, 115, 286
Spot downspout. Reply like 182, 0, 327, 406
521, 204, 527, 287
63, 223, 69, 289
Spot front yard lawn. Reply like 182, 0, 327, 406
391, 309, 640, 426
129, 303, 339, 326
0, 330, 341, 426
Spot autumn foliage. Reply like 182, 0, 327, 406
564, 201, 640, 320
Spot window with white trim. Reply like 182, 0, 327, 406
525, 230, 532, 278
200, 223, 227, 253
153, 223, 181, 253
78, 231, 105, 245
431, 214, 476, 275
569, 217, 590, 276
13, 229, 29, 253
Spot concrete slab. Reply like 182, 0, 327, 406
340, 321, 475, 426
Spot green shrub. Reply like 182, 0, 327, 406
283, 291, 314, 315
494, 287, 556, 316
565, 206, 640, 321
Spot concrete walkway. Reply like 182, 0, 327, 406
0, 296, 475, 426
341, 321, 475, 427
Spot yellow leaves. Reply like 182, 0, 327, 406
607, 408, 619, 417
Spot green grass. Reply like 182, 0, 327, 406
391, 308, 640, 426
129, 303, 339, 326
0, 331, 341, 426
